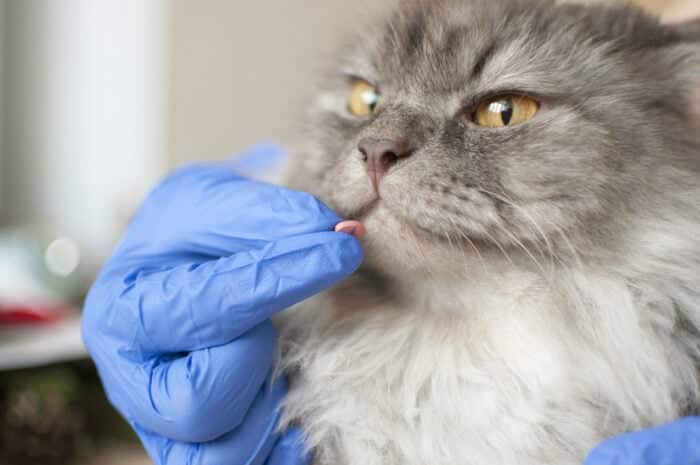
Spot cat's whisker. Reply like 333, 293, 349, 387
480, 227, 515, 268
445, 229, 476, 280
478, 188, 558, 275
417, 232, 440, 282
499, 193, 581, 274
403, 217, 438, 280
491, 219, 549, 279
443, 217, 489, 276
544, 219, 585, 271
461, 238, 495, 280
442, 227, 461, 261
460, 232, 490, 278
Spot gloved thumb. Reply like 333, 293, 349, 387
266, 429, 312, 465
584, 417, 700, 465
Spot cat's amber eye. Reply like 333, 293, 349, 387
473, 95, 539, 128
348, 80, 380, 117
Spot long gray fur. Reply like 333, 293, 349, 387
277, 1, 700, 464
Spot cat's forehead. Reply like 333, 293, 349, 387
339, 0, 676, 96
341, 0, 503, 80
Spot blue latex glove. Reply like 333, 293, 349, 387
585, 417, 700, 465
82, 145, 364, 465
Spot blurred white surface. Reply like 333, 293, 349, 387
0, 313, 85, 370
0, 228, 85, 370
2, 0, 171, 267
0, 0, 5, 215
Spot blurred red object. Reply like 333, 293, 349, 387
0, 304, 69, 326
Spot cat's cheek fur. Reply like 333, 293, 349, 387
691, 75, 700, 125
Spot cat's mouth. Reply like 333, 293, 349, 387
352, 197, 381, 220
345, 184, 499, 246
351, 195, 434, 239
323, 158, 503, 244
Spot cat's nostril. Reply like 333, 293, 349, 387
380, 152, 399, 169
358, 138, 413, 163
359, 147, 369, 162
358, 137, 414, 191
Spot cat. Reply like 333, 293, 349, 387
275, 0, 700, 463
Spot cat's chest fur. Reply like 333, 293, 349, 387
277, 265, 698, 465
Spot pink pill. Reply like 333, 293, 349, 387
335, 220, 366, 239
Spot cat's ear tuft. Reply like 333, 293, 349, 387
671, 18, 700, 42
659, 18, 700, 123
673, 45, 700, 124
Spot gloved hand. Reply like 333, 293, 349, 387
82, 145, 364, 465
584, 417, 700, 465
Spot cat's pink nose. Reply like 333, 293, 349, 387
358, 138, 414, 191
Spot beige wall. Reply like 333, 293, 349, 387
604, 0, 700, 18
170, 0, 391, 164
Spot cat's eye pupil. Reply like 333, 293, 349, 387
362, 91, 378, 111
488, 98, 514, 126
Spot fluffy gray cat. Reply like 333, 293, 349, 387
275, 0, 700, 463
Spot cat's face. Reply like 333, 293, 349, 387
289, 0, 700, 278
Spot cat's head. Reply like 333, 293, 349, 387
287, 0, 700, 279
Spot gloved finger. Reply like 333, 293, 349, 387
88, 321, 277, 442
224, 143, 286, 179
86, 320, 277, 443
266, 428, 312, 465
139, 376, 289, 465
111, 231, 363, 353
584, 417, 700, 465
145, 321, 279, 442
115, 166, 344, 262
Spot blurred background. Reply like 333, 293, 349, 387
0, 0, 697, 464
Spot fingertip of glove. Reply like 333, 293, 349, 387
285, 191, 343, 229
328, 232, 365, 274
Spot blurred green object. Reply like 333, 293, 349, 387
0, 361, 139, 465
0, 229, 85, 307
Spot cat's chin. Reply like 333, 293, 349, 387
358, 202, 480, 280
